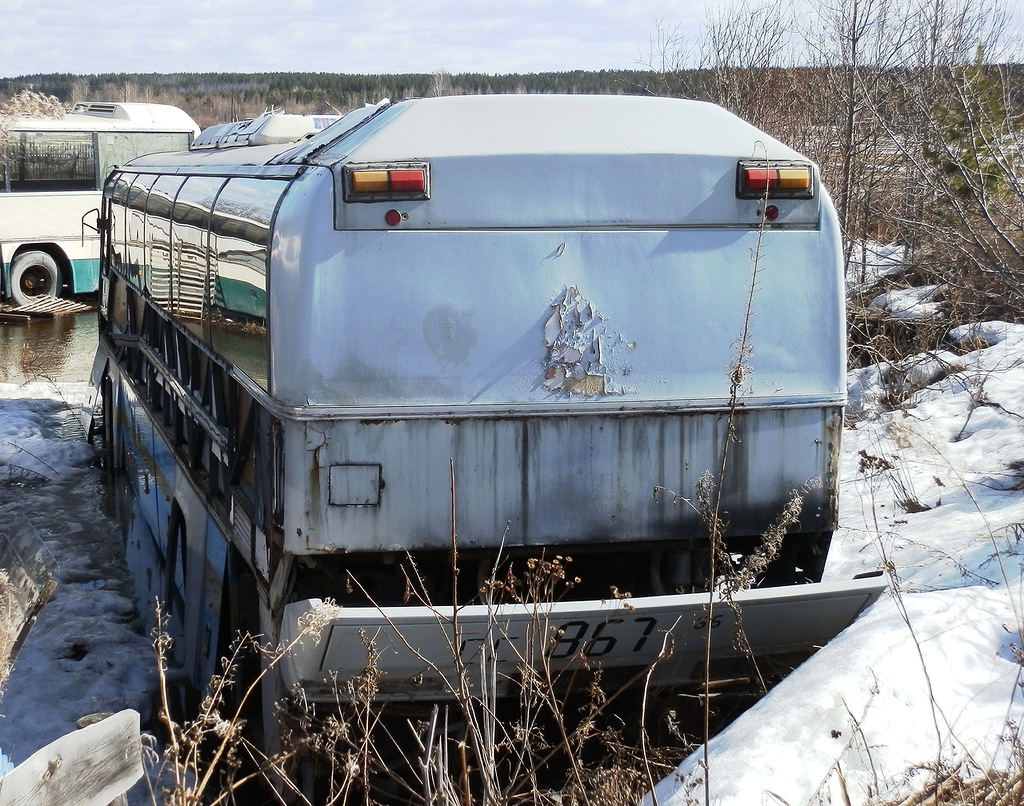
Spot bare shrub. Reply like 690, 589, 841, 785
143, 547, 689, 805
0, 88, 65, 120
147, 600, 344, 805
645, 0, 1022, 347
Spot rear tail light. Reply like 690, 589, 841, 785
737, 160, 814, 199
344, 162, 430, 202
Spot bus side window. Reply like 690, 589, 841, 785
146, 175, 184, 308
109, 173, 133, 274
171, 176, 226, 321
124, 175, 157, 290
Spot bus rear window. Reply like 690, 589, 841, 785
97, 132, 192, 188
1, 131, 96, 192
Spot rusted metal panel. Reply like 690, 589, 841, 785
284, 404, 840, 555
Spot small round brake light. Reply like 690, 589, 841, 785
385, 209, 403, 226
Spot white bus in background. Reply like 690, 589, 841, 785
0, 101, 199, 306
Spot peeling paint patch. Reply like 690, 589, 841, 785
543, 286, 635, 395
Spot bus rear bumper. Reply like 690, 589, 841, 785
279, 575, 886, 702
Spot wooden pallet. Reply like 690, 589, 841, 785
0, 709, 143, 806
2, 296, 94, 318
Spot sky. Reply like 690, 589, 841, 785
0, 0, 717, 77
2, 1, 1021, 81
3, 244, 1024, 803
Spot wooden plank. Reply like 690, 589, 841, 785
0, 710, 143, 806
3, 298, 93, 317
0, 518, 58, 675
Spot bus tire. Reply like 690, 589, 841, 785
11, 251, 61, 306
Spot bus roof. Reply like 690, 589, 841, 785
293, 94, 805, 165
5, 101, 200, 137
115, 95, 820, 229
119, 95, 806, 173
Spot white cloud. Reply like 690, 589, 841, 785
1, 0, 707, 75
3, 0, 1019, 77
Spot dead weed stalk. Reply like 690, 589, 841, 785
144, 487, 686, 805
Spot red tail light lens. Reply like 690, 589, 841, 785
737, 160, 814, 199
344, 162, 430, 202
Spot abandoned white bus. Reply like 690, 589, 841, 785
92, 95, 882, 717
0, 101, 199, 305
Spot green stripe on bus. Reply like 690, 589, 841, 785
69, 258, 100, 294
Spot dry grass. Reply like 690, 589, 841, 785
0, 88, 65, 120
872, 762, 1024, 806
141, 548, 691, 805
0, 88, 66, 154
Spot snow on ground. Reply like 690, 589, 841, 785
647, 320, 1024, 805
846, 242, 907, 291
0, 380, 158, 804
2, 307, 1024, 806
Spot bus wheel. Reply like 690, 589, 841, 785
11, 251, 61, 306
